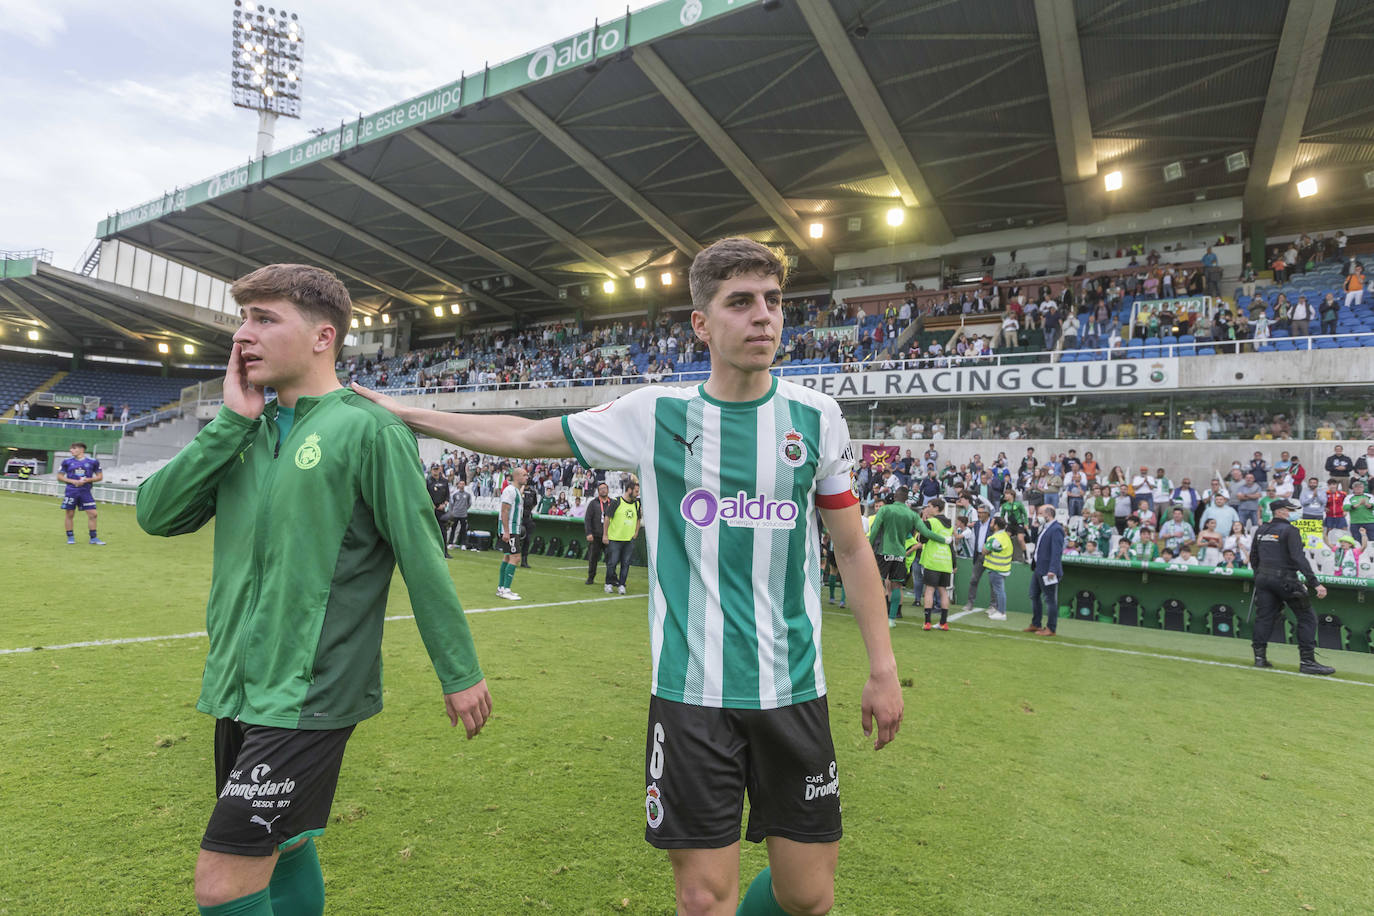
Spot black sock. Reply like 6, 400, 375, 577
89, 529, 97, 540
924, 607, 931, 623
66, 530, 74, 538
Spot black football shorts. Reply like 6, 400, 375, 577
643, 695, 841, 849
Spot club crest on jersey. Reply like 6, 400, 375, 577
646, 783, 665, 829
778, 428, 807, 468
680, 488, 799, 530
294, 433, 322, 470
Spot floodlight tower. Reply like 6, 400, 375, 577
230, 1, 304, 157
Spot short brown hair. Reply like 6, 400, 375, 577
689, 238, 788, 309
230, 264, 352, 355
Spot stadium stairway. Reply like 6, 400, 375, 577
0, 369, 68, 419
116, 414, 202, 464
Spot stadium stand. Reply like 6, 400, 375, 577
0, 361, 58, 415
46, 369, 191, 416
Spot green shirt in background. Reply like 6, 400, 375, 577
1345, 493, 1374, 524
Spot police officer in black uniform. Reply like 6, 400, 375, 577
1249, 498, 1335, 675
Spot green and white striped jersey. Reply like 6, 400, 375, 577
499, 483, 523, 539
562, 377, 858, 709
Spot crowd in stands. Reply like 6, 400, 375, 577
872, 403, 1370, 442
334, 223, 1370, 398
857, 443, 1374, 575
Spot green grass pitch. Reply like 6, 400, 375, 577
4, 490, 1374, 914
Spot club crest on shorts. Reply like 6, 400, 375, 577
779, 428, 807, 468
295, 433, 322, 470
645, 782, 665, 829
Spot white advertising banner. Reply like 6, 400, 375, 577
798, 357, 1179, 400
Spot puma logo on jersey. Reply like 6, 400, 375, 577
672, 433, 700, 456
250, 815, 282, 833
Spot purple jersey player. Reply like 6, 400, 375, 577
58, 442, 105, 545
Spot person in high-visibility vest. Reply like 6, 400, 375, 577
982, 517, 1014, 621
604, 481, 642, 594
867, 488, 950, 627
919, 498, 955, 630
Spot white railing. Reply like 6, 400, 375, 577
0, 477, 139, 506
0, 403, 185, 434
356, 330, 1369, 396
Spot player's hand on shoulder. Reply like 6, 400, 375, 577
349, 382, 403, 418
445, 678, 493, 739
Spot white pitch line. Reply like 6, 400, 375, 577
946, 608, 984, 622
842, 611, 1374, 689
0, 631, 210, 655
1, 595, 637, 657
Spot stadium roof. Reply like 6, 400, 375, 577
0, 257, 234, 358
93, 0, 1374, 334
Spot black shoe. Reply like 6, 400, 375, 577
444, 552, 454, 559
1253, 654, 1273, 669
520, 562, 531, 568
1299, 659, 1335, 676
585, 579, 595, 585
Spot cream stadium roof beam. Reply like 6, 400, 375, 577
14, 277, 151, 346
504, 91, 702, 260
793, 0, 953, 245
258, 186, 516, 316
157, 223, 267, 273
315, 158, 594, 300
24, 271, 228, 352
0, 284, 80, 346
200, 202, 487, 314
399, 133, 630, 281
1033, 0, 1100, 225
633, 46, 836, 274
1243, 0, 1338, 221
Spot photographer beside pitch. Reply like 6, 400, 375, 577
353, 238, 903, 916
1249, 498, 1334, 675
137, 264, 492, 916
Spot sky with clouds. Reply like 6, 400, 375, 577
0, 0, 637, 269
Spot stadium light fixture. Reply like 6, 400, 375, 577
885, 208, 905, 227
603, 280, 616, 294
363, 315, 372, 327
27, 329, 39, 341
1296, 177, 1318, 198
157, 342, 170, 354
433, 305, 444, 317
350, 318, 359, 328
660, 272, 673, 286
183, 343, 196, 355
231, 2, 304, 156
450, 302, 461, 315
634, 275, 647, 290
1104, 171, 1123, 191
381, 313, 390, 324
809, 222, 824, 239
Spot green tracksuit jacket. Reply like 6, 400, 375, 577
137, 390, 483, 729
